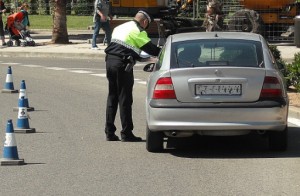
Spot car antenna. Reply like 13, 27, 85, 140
215, 33, 218, 37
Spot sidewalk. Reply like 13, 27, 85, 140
0, 29, 299, 120
1, 29, 300, 61
0, 30, 107, 59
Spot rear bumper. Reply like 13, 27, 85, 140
146, 100, 288, 134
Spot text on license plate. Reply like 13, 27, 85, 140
195, 84, 242, 95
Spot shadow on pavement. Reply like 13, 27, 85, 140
165, 126, 300, 159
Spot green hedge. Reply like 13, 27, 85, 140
269, 45, 300, 92
286, 53, 300, 92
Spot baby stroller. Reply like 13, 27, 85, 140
5, 12, 35, 47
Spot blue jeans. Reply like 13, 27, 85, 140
92, 20, 111, 47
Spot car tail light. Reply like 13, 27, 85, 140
153, 77, 176, 99
260, 76, 282, 98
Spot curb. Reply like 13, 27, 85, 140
0, 51, 106, 59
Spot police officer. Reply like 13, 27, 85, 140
104, 10, 161, 141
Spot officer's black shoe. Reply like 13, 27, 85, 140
121, 132, 142, 142
106, 134, 120, 141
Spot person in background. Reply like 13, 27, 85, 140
14, 3, 30, 31
0, 0, 7, 46
91, 0, 112, 50
202, 0, 224, 32
104, 10, 160, 142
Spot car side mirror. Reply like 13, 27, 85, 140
143, 63, 155, 72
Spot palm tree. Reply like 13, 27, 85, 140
52, 0, 69, 44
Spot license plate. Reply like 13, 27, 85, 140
195, 84, 242, 95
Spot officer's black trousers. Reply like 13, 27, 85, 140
105, 57, 134, 135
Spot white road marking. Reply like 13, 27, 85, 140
0, 63, 20, 65
288, 118, 300, 126
0, 63, 148, 87
2, 63, 300, 126
91, 74, 106, 77
20, 64, 44, 68
137, 81, 147, 85
69, 70, 94, 74
45, 67, 68, 71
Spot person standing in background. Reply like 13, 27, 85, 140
91, 0, 112, 50
0, 0, 7, 46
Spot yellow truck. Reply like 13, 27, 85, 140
110, 0, 300, 40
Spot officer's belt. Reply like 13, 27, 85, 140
106, 54, 127, 61
105, 54, 129, 62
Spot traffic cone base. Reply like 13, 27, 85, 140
14, 127, 36, 133
1, 158, 25, 166
13, 106, 35, 112
1, 89, 18, 93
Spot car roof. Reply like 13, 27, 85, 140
170, 32, 263, 43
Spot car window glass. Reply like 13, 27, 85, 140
156, 45, 165, 70
173, 40, 263, 68
176, 43, 202, 67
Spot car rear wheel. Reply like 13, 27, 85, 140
146, 126, 164, 152
268, 126, 288, 151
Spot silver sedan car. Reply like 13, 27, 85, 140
144, 32, 289, 152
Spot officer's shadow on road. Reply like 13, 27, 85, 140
166, 126, 300, 159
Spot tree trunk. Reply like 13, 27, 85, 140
52, 0, 69, 44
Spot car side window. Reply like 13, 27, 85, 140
155, 45, 165, 70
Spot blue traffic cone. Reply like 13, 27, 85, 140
1, 66, 18, 93
14, 97, 36, 133
1, 119, 25, 165
13, 80, 34, 112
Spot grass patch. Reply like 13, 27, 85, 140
2, 15, 94, 30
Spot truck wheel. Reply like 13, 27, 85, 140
228, 9, 264, 34
268, 126, 288, 151
146, 126, 164, 152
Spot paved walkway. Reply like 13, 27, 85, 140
0, 29, 299, 120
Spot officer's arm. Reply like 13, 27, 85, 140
140, 41, 161, 57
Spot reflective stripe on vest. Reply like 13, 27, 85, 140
111, 21, 151, 55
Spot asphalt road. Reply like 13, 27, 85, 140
0, 57, 300, 195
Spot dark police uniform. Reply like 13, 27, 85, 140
104, 11, 160, 141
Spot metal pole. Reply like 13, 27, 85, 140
196, 0, 199, 19
193, 0, 195, 19
15, 0, 18, 13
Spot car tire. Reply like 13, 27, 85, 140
146, 126, 164, 152
268, 126, 288, 151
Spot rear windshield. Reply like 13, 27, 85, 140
172, 39, 264, 68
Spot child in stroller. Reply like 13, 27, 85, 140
5, 3, 35, 47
